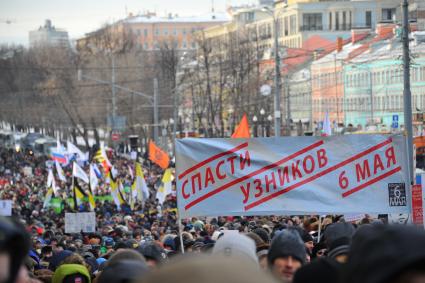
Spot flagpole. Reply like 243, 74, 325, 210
178, 213, 185, 254
317, 215, 323, 243
72, 174, 76, 212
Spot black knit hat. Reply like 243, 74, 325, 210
323, 222, 355, 259
0, 217, 30, 283
268, 229, 306, 265
293, 257, 343, 283
344, 224, 425, 283
253, 228, 270, 244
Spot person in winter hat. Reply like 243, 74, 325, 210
344, 224, 425, 283
0, 217, 30, 283
52, 264, 91, 283
212, 232, 258, 265
268, 229, 306, 283
293, 257, 343, 283
323, 222, 355, 263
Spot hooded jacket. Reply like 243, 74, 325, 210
52, 264, 91, 283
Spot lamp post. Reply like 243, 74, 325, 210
262, 6, 283, 137
260, 108, 266, 137
253, 115, 258, 137
267, 114, 273, 136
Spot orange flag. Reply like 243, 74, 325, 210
231, 114, 251, 138
148, 140, 170, 169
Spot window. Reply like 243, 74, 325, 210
183, 28, 187, 35
290, 15, 297, 35
163, 29, 168, 35
382, 8, 396, 22
144, 29, 148, 36
144, 42, 148, 49
173, 29, 177, 35
137, 29, 141, 36
366, 11, 372, 28
302, 13, 323, 31
335, 12, 339, 30
192, 42, 196, 49
329, 12, 332, 30
342, 11, 347, 30
155, 29, 159, 36
183, 41, 187, 48
284, 17, 289, 36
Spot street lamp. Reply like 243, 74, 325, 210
260, 108, 266, 137
262, 6, 283, 137
253, 115, 258, 137
267, 114, 273, 136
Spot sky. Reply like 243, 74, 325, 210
0, 0, 257, 46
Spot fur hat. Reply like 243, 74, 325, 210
268, 229, 306, 265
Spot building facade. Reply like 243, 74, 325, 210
344, 33, 425, 133
29, 19, 69, 48
77, 12, 229, 52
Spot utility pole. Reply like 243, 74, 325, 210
285, 75, 291, 136
273, 17, 282, 137
111, 56, 116, 134
153, 78, 159, 144
402, 0, 414, 184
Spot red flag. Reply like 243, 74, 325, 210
149, 140, 170, 169
231, 114, 251, 138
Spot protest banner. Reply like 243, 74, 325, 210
0, 200, 12, 216
65, 212, 96, 233
176, 135, 410, 218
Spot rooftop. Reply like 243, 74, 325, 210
124, 12, 230, 24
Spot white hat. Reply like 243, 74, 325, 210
212, 232, 258, 265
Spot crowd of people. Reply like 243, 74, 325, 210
1, 146, 425, 283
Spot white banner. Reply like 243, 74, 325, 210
176, 135, 410, 217
65, 212, 96, 233
0, 200, 12, 216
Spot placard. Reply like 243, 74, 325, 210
65, 212, 96, 233
0, 200, 12, 216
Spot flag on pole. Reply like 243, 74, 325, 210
47, 169, 59, 195
55, 160, 66, 182
43, 188, 54, 209
92, 163, 102, 178
132, 162, 150, 202
87, 185, 96, 211
72, 162, 89, 184
67, 141, 87, 161
108, 172, 125, 210
93, 147, 112, 173
148, 140, 170, 169
231, 113, 251, 138
73, 182, 87, 210
156, 169, 173, 204
89, 164, 99, 195
322, 111, 332, 136
51, 151, 67, 164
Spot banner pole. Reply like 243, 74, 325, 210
178, 213, 185, 254
317, 215, 323, 243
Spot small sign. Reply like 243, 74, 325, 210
112, 133, 120, 141
0, 200, 13, 216
412, 184, 423, 226
65, 212, 96, 233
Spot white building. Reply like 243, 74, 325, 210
29, 19, 69, 48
